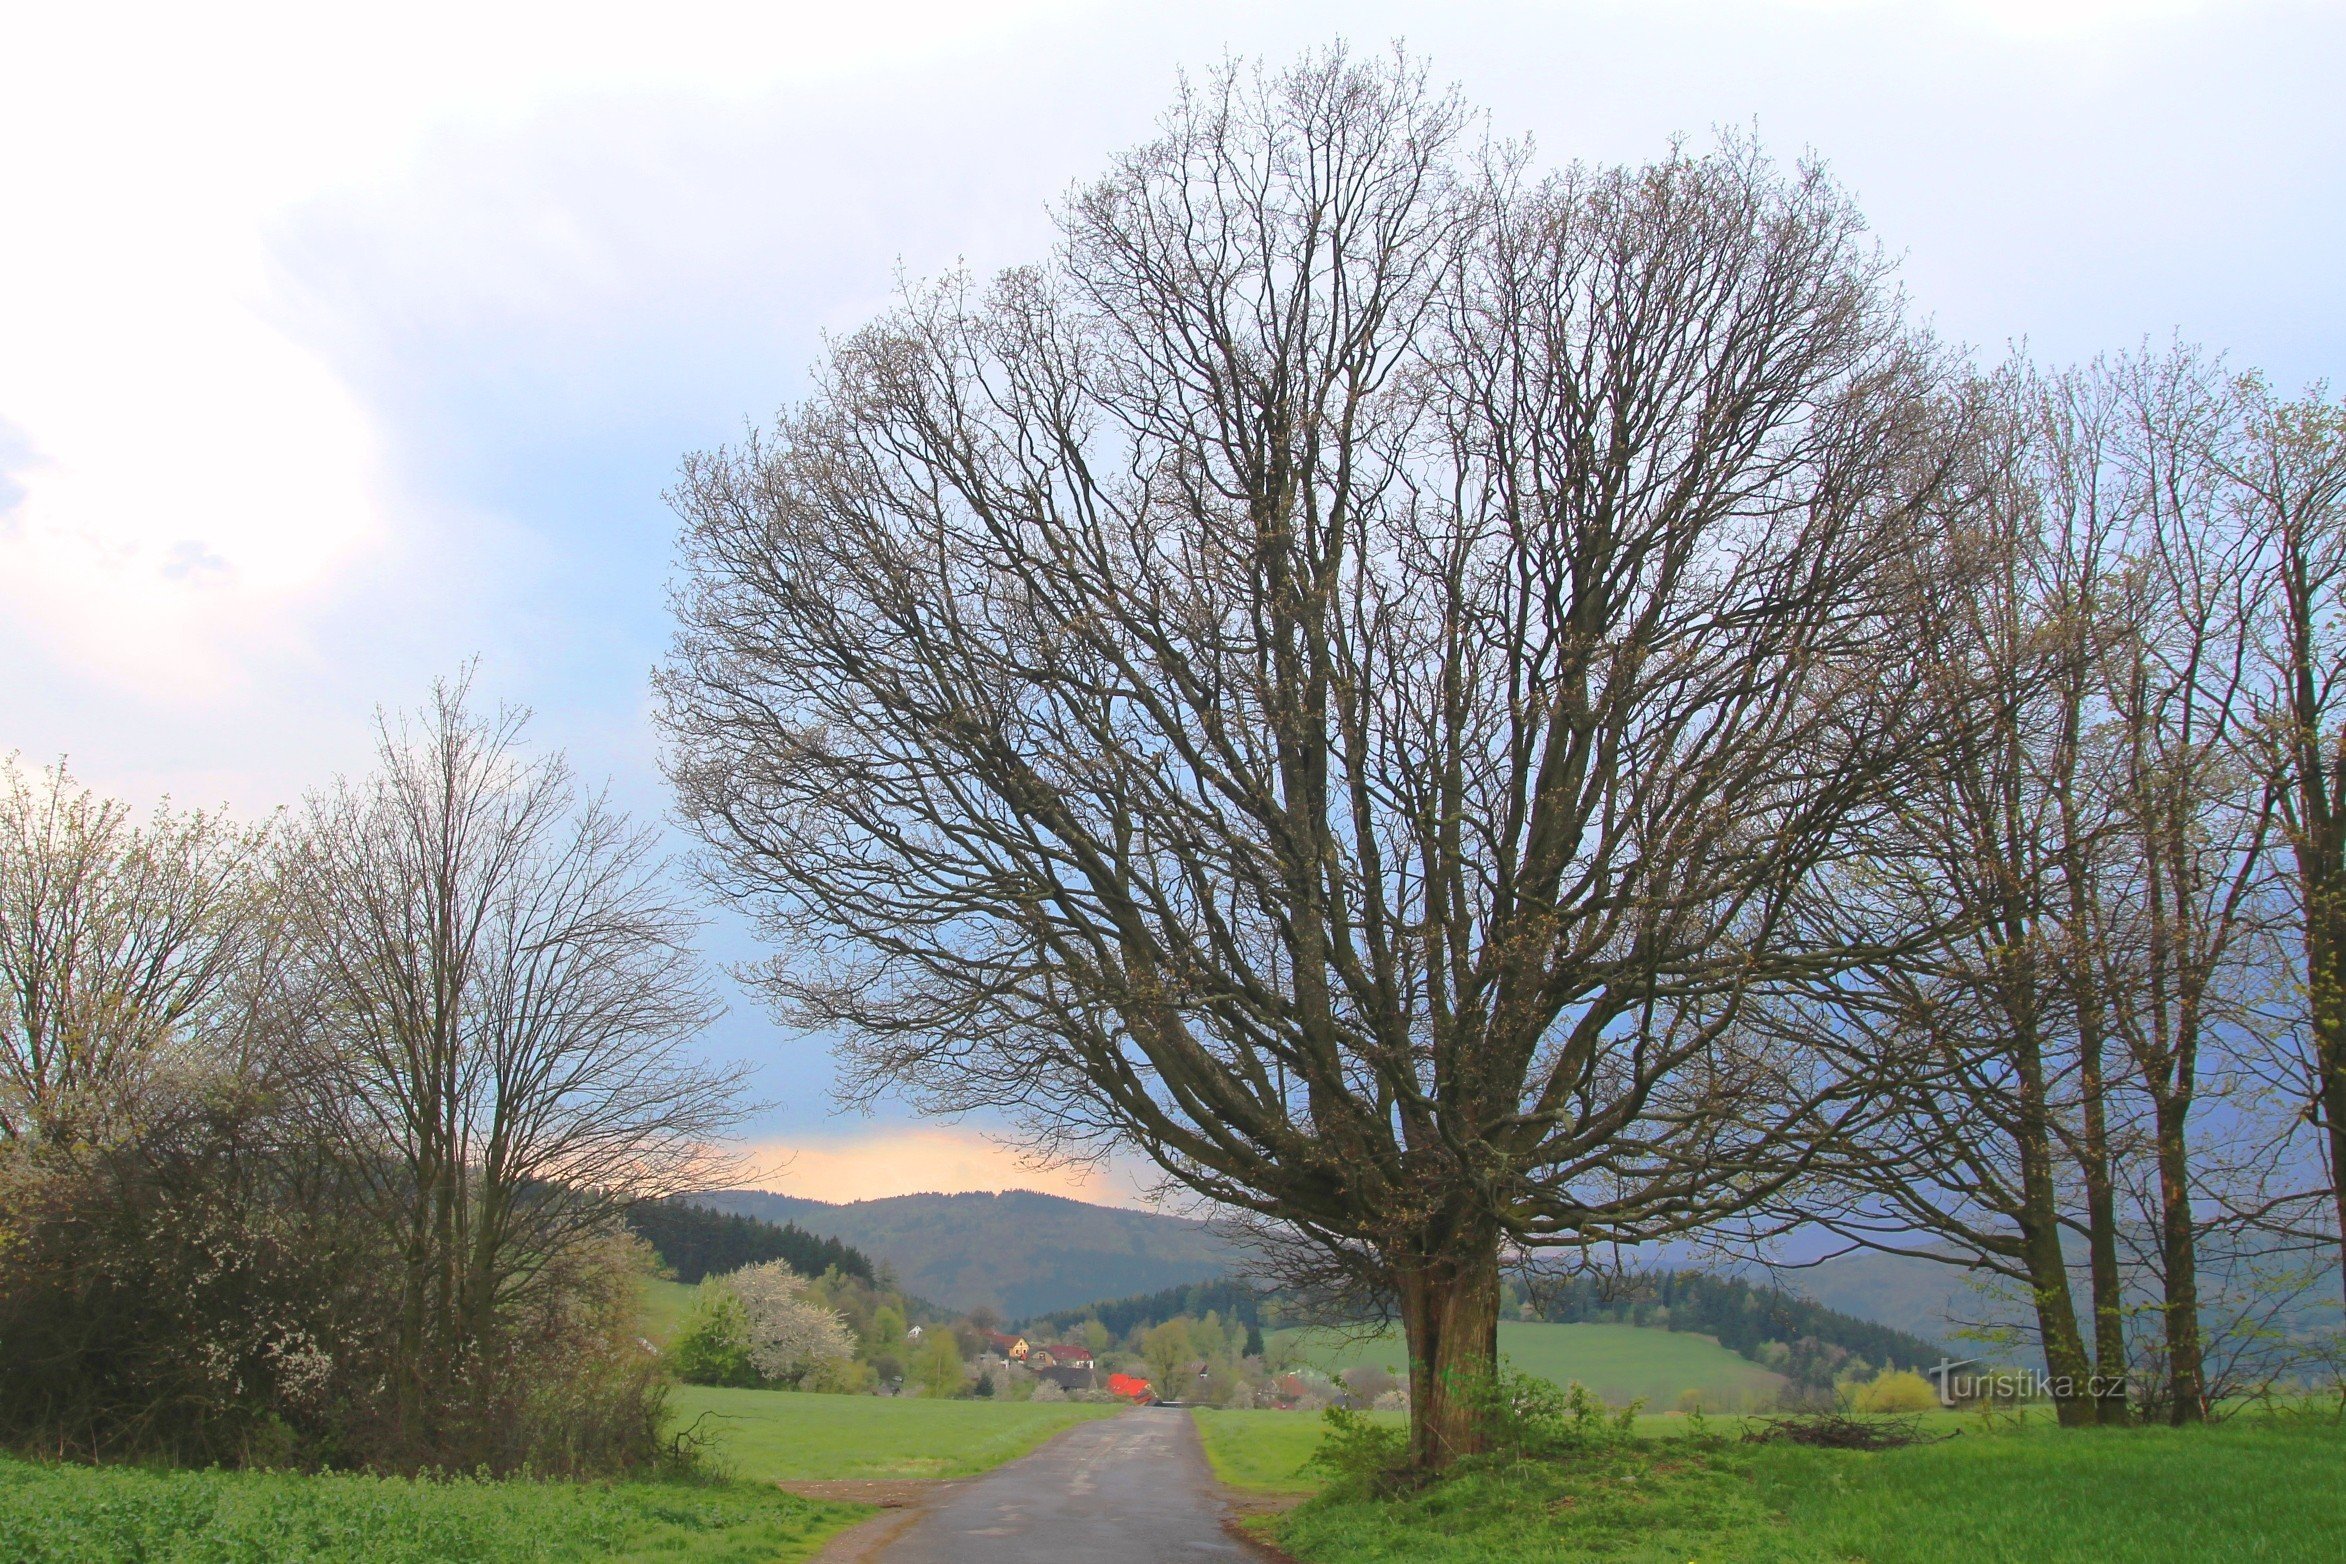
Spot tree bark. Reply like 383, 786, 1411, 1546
2015, 1007, 2099, 1429
2075, 1022, 2132, 1425
2151, 1100, 2207, 1423
2310, 856, 2346, 1316
1395, 1230, 1502, 1470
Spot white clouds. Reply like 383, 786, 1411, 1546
1781, 0, 2220, 37
0, 0, 1077, 799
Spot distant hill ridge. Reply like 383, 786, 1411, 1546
693, 1187, 1240, 1319
626, 1198, 875, 1285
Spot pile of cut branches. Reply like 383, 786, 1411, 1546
1742, 1413, 1954, 1450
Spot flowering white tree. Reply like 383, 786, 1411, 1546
726, 1262, 853, 1386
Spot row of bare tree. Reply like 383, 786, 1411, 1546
1762, 353, 2346, 1427
0, 679, 744, 1469
655, 47, 2346, 1469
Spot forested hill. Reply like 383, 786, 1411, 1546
693, 1188, 1239, 1318
1525, 1269, 1946, 1382
626, 1198, 874, 1285
1024, 1276, 1268, 1337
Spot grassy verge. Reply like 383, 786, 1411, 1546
1194, 1407, 1401, 1491
1198, 1408, 2346, 1562
0, 1455, 863, 1564
669, 1386, 1122, 1481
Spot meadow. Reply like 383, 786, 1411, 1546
0, 1456, 862, 1564
1195, 1407, 2346, 1562
1275, 1320, 1785, 1409
0, 1390, 1120, 1562
667, 1386, 1119, 1481
639, 1277, 702, 1346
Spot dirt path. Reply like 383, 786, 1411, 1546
802, 1406, 1285, 1563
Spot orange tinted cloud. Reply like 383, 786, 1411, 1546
730, 1126, 1153, 1209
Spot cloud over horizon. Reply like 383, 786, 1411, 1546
731, 1126, 1157, 1209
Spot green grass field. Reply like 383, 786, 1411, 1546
640, 1276, 702, 1346
0, 1455, 862, 1564
1275, 1320, 1785, 1409
668, 1386, 1121, 1481
1197, 1408, 2346, 1562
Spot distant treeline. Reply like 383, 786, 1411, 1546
1523, 1270, 1942, 1388
1022, 1276, 1265, 1338
1027, 1267, 1939, 1393
628, 1198, 874, 1284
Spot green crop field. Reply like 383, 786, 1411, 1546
0, 1454, 862, 1564
1274, 1320, 1784, 1409
668, 1386, 1121, 1481
1198, 1408, 2346, 1562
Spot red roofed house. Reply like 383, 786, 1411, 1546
1106, 1372, 1155, 1404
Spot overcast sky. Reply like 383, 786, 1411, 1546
4, 0, 2339, 1204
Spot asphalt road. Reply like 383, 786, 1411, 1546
872, 1406, 1258, 1563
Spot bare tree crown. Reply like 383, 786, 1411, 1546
660, 47, 1958, 1300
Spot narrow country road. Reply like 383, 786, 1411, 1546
845, 1406, 1265, 1563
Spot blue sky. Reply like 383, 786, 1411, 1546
3, 0, 2341, 1203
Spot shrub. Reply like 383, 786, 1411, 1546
728, 1263, 856, 1388
910, 1329, 966, 1398
669, 1282, 759, 1388
1304, 1405, 1408, 1490
1851, 1369, 1939, 1414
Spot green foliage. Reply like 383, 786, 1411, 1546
669, 1281, 759, 1388
1142, 1317, 1196, 1395
1025, 1275, 1263, 1340
1464, 1371, 1644, 1460
909, 1329, 965, 1398
1301, 1406, 1409, 1490
0, 1456, 862, 1564
1850, 1369, 1939, 1414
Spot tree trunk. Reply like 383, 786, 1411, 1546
2312, 871, 2346, 1315
2012, 1005, 2099, 1428
1395, 1233, 1502, 1471
2152, 1101, 2207, 1424
2076, 1030, 2131, 1425
2017, 1210, 2100, 1428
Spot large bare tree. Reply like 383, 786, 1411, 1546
290, 676, 745, 1452
661, 51, 1955, 1467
